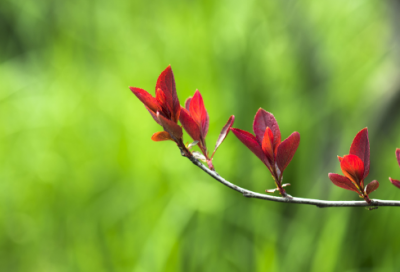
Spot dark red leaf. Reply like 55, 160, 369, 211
151, 131, 172, 141
156, 88, 172, 118
253, 108, 281, 148
157, 112, 182, 141
396, 148, 400, 167
179, 107, 202, 143
349, 128, 370, 178
185, 97, 192, 111
189, 90, 209, 138
340, 154, 364, 187
230, 128, 269, 168
389, 177, 400, 189
364, 180, 379, 195
156, 65, 180, 122
328, 173, 360, 194
261, 127, 275, 165
145, 106, 161, 125
276, 131, 300, 174
130, 87, 160, 113
212, 115, 235, 158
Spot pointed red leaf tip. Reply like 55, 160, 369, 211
337, 156, 343, 163
230, 128, 269, 168
276, 131, 300, 174
151, 131, 172, 142
396, 148, 400, 167
212, 115, 235, 157
253, 108, 281, 149
156, 65, 180, 123
328, 173, 360, 194
179, 107, 201, 142
189, 90, 209, 138
340, 154, 364, 186
130, 87, 161, 113
157, 112, 182, 141
389, 177, 400, 189
365, 180, 379, 195
350, 128, 370, 178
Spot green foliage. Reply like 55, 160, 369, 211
1, 0, 400, 271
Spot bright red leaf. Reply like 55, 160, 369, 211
340, 154, 365, 187
350, 128, 370, 178
329, 128, 378, 202
179, 108, 201, 143
231, 108, 300, 194
230, 128, 269, 168
130, 66, 182, 142
180, 90, 234, 170
276, 131, 300, 176
253, 108, 281, 149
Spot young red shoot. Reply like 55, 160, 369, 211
179, 90, 235, 170
328, 128, 379, 204
129, 66, 191, 155
230, 108, 300, 196
389, 148, 400, 189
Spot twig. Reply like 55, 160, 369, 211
185, 155, 400, 208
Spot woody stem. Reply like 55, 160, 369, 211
184, 156, 400, 208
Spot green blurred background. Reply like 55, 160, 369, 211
1, 0, 400, 271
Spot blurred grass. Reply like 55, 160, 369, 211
1, 0, 400, 271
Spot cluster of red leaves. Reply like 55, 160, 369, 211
129, 66, 234, 169
129, 66, 182, 142
328, 128, 379, 203
180, 90, 234, 169
230, 109, 300, 196
130, 66, 400, 203
389, 148, 400, 188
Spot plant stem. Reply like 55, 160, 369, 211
184, 155, 400, 208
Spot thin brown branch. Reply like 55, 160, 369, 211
185, 155, 400, 208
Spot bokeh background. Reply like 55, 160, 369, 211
1, 0, 400, 271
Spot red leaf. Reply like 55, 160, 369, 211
156, 65, 180, 123
185, 97, 192, 111
261, 127, 275, 165
276, 131, 300, 174
340, 154, 364, 187
337, 156, 343, 163
253, 108, 281, 148
151, 131, 172, 141
130, 87, 160, 113
389, 177, 400, 189
230, 128, 269, 168
156, 88, 172, 118
396, 148, 400, 167
145, 106, 161, 125
179, 107, 202, 143
350, 128, 370, 178
157, 112, 183, 141
189, 90, 209, 138
328, 173, 360, 194
364, 180, 379, 195
212, 115, 235, 157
